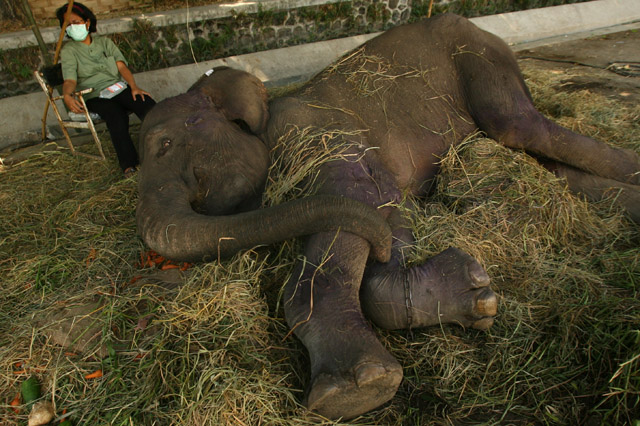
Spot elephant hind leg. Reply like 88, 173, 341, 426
541, 159, 640, 223
476, 100, 639, 187
362, 247, 498, 331
453, 42, 640, 186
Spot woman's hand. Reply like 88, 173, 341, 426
63, 93, 85, 113
117, 61, 152, 102
130, 86, 151, 101
62, 80, 84, 113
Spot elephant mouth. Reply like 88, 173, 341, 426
190, 191, 263, 216
191, 166, 264, 216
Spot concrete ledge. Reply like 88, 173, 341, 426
2, 0, 640, 152
471, 0, 640, 45
136, 33, 379, 97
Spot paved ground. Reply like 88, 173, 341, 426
516, 29, 640, 106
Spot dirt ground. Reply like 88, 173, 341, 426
516, 29, 640, 106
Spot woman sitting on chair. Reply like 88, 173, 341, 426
56, 2, 156, 177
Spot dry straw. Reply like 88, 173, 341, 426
0, 59, 638, 424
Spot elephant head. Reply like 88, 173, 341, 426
136, 67, 392, 263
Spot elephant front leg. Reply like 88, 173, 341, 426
361, 214, 498, 330
284, 232, 403, 420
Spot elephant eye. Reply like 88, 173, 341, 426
156, 138, 172, 158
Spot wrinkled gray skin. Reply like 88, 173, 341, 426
137, 15, 640, 419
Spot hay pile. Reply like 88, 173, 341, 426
0, 61, 638, 425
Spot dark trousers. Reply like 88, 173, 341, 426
86, 87, 156, 171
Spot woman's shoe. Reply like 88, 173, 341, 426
123, 166, 137, 178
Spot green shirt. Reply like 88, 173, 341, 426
60, 35, 127, 100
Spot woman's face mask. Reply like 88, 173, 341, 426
66, 24, 89, 41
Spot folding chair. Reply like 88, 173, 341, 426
34, 68, 106, 161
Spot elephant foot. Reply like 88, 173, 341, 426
306, 358, 403, 420
283, 243, 406, 420
362, 247, 498, 330
299, 318, 404, 419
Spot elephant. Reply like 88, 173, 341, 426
136, 14, 640, 419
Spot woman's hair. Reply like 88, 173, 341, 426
55, 2, 97, 33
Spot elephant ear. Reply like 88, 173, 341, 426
189, 66, 269, 134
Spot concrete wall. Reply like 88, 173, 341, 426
1, 0, 640, 153
1, 0, 408, 99
3, 0, 347, 51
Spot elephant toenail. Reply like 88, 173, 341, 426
472, 317, 494, 330
475, 289, 498, 316
468, 262, 490, 287
307, 374, 341, 410
354, 363, 388, 388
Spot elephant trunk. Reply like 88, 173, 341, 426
137, 181, 392, 263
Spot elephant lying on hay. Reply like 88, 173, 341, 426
136, 14, 640, 419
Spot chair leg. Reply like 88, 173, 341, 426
34, 71, 106, 161
86, 121, 106, 160
41, 97, 51, 142
47, 97, 78, 156
51, 100, 106, 161
79, 96, 106, 160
